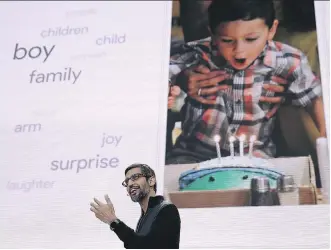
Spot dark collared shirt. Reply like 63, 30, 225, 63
113, 196, 181, 249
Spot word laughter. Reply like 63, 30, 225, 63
29, 68, 82, 84
7, 180, 55, 192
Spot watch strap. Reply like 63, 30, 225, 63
109, 219, 121, 231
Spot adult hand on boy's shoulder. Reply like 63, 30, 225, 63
184, 65, 285, 104
260, 84, 285, 103
185, 65, 229, 105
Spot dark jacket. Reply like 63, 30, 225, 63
113, 196, 181, 249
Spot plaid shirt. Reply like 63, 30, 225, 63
169, 38, 322, 158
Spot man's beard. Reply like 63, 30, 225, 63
129, 187, 149, 203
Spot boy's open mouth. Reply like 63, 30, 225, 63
234, 58, 246, 64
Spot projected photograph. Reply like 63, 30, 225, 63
164, 0, 329, 208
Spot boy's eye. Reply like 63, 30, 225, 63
220, 39, 233, 43
245, 37, 258, 42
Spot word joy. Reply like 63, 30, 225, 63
13, 43, 55, 63
29, 67, 82, 84
101, 133, 122, 148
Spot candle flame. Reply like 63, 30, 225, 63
239, 134, 246, 141
214, 135, 221, 143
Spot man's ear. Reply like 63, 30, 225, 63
148, 176, 156, 188
267, 19, 279, 41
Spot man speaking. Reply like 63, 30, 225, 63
90, 163, 181, 249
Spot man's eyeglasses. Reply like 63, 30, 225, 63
122, 173, 147, 187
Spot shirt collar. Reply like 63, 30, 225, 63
148, 195, 164, 208
260, 40, 277, 69
140, 195, 164, 215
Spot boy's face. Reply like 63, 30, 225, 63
212, 18, 278, 70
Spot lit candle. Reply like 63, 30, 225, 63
249, 135, 256, 158
229, 136, 236, 158
214, 135, 222, 163
239, 134, 246, 157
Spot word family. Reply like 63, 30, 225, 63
29, 68, 82, 84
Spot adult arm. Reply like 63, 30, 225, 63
113, 204, 181, 249
176, 65, 286, 105
305, 96, 326, 137
286, 53, 326, 136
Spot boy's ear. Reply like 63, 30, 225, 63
267, 20, 279, 41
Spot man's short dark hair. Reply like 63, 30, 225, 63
124, 163, 157, 192
208, 0, 276, 34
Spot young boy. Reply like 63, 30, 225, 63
166, 0, 326, 164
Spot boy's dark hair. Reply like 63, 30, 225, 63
281, 0, 316, 32
124, 163, 157, 192
208, 0, 276, 34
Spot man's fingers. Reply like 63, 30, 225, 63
105, 194, 115, 213
93, 198, 103, 206
90, 202, 99, 210
263, 84, 285, 93
217, 85, 230, 91
188, 70, 228, 85
198, 85, 228, 96
188, 72, 211, 82
194, 65, 210, 74
90, 207, 98, 213
188, 69, 222, 81
195, 96, 217, 105
259, 96, 283, 103
104, 194, 112, 205
198, 73, 228, 88
187, 87, 217, 104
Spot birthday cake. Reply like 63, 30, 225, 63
178, 156, 284, 191
178, 134, 285, 191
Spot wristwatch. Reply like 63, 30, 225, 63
109, 219, 121, 231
